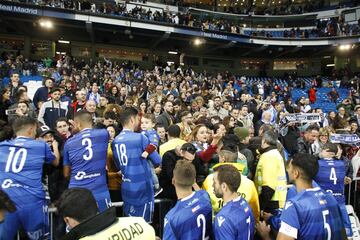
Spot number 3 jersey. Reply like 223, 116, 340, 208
0, 137, 55, 206
63, 128, 109, 194
163, 190, 212, 240
279, 187, 344, 240
314, 159, 345, 204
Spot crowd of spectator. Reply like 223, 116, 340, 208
1, 49, 360, 238
4, 0, 360, 39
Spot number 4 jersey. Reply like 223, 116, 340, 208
0, 137, 55, 206
163, 190, 212, 240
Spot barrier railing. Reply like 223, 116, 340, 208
17, 198, 172, 240
348, 177, 360, 206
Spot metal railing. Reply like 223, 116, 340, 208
17, 198, 172, 240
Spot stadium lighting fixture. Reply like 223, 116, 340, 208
39, 19, 53, 29
323, 56, 331, 58
58, 40, 70, 44
326, 63, 335, 67
194, 38, 203, 46
168, 51, 178, 55
339, 44, 351, 51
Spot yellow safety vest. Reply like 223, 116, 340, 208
254, 149, 287, 208
202, 162, 260, 222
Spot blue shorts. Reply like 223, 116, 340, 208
123, 201, 154, 223
94, 191, 111, 212
339, 203, 353, 237
0, 200, 49, 240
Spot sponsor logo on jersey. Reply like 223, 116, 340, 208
187, 197, 199, 206
74, 171, 101, 180
1, 179, 28, 189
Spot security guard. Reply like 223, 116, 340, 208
57, 188, 156, 240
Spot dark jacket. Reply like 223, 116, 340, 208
33, 86, 49, 109
61, 207, 117, 240
0, 99, 11, 122
159, 149, 208, 202
156, 111, 173, 130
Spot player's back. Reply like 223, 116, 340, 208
314, 159, 345, 204
163, 190, 212, 240
0, 137, 54, 206
112, 130, 153, 204
214, 196, 255, 240
281, 187, 344, 240
64, 128, 109, 192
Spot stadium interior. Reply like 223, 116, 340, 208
0, 0, 360, 239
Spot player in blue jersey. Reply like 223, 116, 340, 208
163, 160, 212, 240
0, 190, 16, 223
140, 113, 162, 196
63, 110, 111, 212
213, 164, 255, 240
257, 153, 346, 240
112, 107, 161, 222
0, 116, 59, 240
314, 143, 353, 237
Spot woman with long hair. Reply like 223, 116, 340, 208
188, 124, 210, 152
105, 124, 122, 208
107, 85, 120, 104
222, 116, 236, 134
0, 88, 11, 122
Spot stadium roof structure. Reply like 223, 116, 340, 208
0, 1, 359, 58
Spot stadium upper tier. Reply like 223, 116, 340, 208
0, 1, 359, 46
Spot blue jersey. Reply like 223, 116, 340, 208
214, 197, 255, 240
0, 137, 55, 206
280, 187, 344, 240
314, 159, 345, 204
163, 190, 212, 240
141, 129, 160, 148
269, 181, 320, 231
63, 128, 109, 194
112, 129, 161, 205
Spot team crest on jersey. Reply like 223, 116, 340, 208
319, 199, 327, 205
244, 207, 249, 213
284, 201, 293, 210
192, 205, 200, 213
130, 206, 136, 214
217, 216, 226, 227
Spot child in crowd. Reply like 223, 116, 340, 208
141, 113, 162, 196
155, 124, 167, 145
